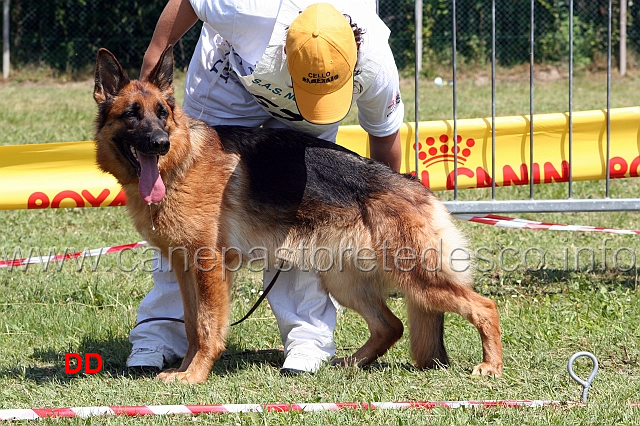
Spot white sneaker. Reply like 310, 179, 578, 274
126, 347, 165, 370
281, 351, 327, 375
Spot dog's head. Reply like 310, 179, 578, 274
93, 46, 177, 204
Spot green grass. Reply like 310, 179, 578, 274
0, 71, 640, 424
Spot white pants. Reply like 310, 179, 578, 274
129, 254, 337, 367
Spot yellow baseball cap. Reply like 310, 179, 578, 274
286, 3, 357, 125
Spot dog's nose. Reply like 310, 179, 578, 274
154, 135, 170, 152
151, 130, 170, 154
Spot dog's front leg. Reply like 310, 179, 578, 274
157, 252, 230, 384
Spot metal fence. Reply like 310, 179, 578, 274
416, 0, 640, 214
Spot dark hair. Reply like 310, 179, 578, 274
344, 14, 365, 77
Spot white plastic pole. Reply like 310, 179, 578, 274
620, 0, 627, 76
3, 0, 9, 79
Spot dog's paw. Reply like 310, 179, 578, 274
157, 368, 207, 384
471, 362, 502, 378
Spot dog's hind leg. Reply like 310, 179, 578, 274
325, 274, 404, 368
404, 302, 449, 370
406, 277, 502, 377
157, 253, 230, 384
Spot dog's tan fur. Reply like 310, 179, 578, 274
93, 47, 502, 384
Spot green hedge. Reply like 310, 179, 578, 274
7, 0, 638, 73
9, 0, 200, 73
381, 0, 634, 70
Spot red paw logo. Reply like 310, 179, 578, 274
416, 134, 476, 168
411, 133, 488, 189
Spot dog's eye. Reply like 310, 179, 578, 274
157, 103, 168, 120
121, 107, 140, 122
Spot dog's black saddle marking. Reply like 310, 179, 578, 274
214, 126, 395, 209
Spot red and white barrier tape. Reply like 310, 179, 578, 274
0, 242, 148, 269
454, 214, 640, 234
0, 400, 589, 420
2, 215, 638, 269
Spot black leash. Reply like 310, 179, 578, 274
133, 268, 282, 328
134, 316, 185, 327
230, 268, 281, 326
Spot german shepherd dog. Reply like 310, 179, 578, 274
93, 47, 502, 384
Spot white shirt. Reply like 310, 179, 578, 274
186, 0, 403, 141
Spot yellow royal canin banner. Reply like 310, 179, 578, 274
1, 107, 639, 210
341, 106, 640, 191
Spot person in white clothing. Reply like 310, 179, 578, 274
127, 0, 405, 376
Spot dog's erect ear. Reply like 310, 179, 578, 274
94, 48, 130, 104
146, 45, 175, 98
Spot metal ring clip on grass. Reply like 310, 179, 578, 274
567, 351, 599, 403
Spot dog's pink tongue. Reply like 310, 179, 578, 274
138, 153, 165, 204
